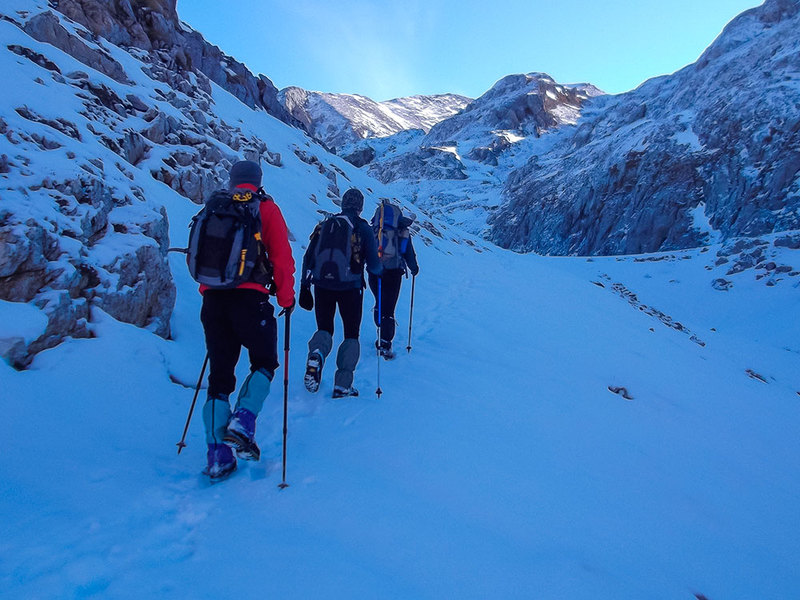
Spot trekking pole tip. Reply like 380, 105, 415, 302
278, 482, 290, 490
176, 441, 186, 454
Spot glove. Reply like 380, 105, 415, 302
410, 267, 419, 277
279, 299, 295, 317
299, 285, 314, 311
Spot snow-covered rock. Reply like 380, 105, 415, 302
279, 87, 471, 151
40, 0, 298, 125
340, 73, 600, 236
491, 0, 800, 255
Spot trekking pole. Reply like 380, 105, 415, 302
176, 353, 208, 454
406, 274, 416, 353
376, 277, 383, 399
279, 311, 291, 489
376, 201, 385, 400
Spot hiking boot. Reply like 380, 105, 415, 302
223, 408, 260, 461
375, 339, 396, 361
304, 351, 323, 393
204, 443, 237, 480
332, 386, 359, 399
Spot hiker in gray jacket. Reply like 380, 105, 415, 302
299, 188, 382, 398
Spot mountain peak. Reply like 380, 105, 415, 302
278, 88, 472, 151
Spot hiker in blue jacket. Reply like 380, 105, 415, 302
368, 199, 419, 360
299, 188, 382, 398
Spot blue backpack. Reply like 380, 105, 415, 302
371, 200, 411, 271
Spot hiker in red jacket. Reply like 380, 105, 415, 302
198, 160, 295, 479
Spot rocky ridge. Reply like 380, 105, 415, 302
279, 87, 471, 151
45, 0, 299, 126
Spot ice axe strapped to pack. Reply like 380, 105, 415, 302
186, 189, 276, 290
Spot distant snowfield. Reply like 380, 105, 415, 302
2, 230, 798, 599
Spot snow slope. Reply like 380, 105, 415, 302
2, 233, 799, 599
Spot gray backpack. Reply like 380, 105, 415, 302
186, 189, 273, 289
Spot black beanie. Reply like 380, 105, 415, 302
229, 160, 262, 189
342, 188, 364, 213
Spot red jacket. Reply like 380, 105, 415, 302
200, 184, 296, 307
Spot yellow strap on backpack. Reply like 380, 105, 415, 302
238, 249, 247, 276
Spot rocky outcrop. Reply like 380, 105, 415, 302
342, 145, 376, 168
368, 146, 468, 184
0, 177, 174, 369
24, 11, 129, 83
0, 1, 293, 368
44, 0, 299, 126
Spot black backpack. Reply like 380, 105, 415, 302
309, 214, 362, 287
186, 189, 273, 289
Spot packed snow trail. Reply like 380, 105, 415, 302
2, 237, 799, 599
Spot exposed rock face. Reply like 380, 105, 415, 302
368, 146, 468, 184
46, 0, 298, 125
489, 0, 800, 255
342, 145, 376, 168
0, 178, 174, 369
24, 11, 130, 83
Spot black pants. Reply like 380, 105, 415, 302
368, 270, 403, 343
201, 289, 278, 397
314, 286, 363, 339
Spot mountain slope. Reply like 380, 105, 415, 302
346, 73, 603, 236
344, 0, 800, 255
490, 0, 800, 255
1, 1, 799, 598
279, 87, 471, 151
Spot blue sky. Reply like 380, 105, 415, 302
177, 0, 759, 101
